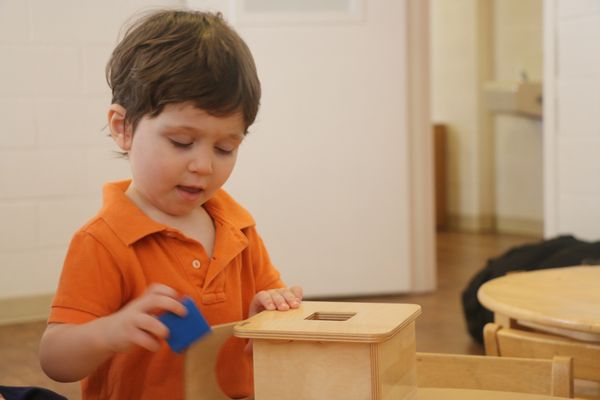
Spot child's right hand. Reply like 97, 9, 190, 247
101, 283, 187, 353
40, 283, 188, 382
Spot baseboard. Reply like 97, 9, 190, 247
445, 214, 542, 237
0, 293, 53, 326
446, 214, 496, 233
496, 216, 543, 237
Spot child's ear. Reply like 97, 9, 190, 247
108, 104, 133, 151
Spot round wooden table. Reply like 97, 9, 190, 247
418, 388, 567, 399
477, 266, 600, 399
478, 266, 600, 340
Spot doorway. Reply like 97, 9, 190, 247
430, 0, 544, 238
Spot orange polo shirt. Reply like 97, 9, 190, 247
49, 180, 285, 400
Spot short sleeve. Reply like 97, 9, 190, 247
49, 230, 125, 324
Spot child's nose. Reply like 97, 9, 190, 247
187, 148, 213, 175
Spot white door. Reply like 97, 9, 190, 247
189, 0, 435, 297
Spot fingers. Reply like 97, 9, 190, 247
137, 313, 169, 340
130, 314, 169, 352
129, 328, 162, 352
102, 311, 165, 353
105, 284, 190, 353
289, 285, 304, 302
255, 289, 290, 311
254, 290, 277, 311
252, 286, 304, 315
151, 295, 188, 317
270, 290, 290, 311
146, 283, 178, 297
147, 283, 188, 316
134, 285, 187, 317
278, 288, 300, 309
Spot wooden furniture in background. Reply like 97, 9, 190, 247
234, 301, 421, 400
478, 267, 600, 383
416, 352, 573, 398
485, 323, 600, 384
434, 124, 447, 229
478, 267, 600, 339
417, 388, 570, 400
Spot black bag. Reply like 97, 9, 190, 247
0, 387, 67, 400
461, 235, 600, 343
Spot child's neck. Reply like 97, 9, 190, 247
125, 187, 216, 257
160, 207, 216, 258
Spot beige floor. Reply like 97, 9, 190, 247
0, 231, 536, 399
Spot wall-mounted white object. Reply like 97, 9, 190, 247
484, 81, 543, 118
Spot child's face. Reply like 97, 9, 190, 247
119, 103, 245, 217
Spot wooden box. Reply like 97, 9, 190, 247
234, 301, 421, 400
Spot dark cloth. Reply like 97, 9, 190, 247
0, 387, 67, 400
461, 235, 600, 343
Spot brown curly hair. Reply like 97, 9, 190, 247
106, 10, 261, 133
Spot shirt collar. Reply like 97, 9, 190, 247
100, 180, 255, 246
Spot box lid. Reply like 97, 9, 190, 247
234, 301, 421, 343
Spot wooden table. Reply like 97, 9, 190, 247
477, 266, 600, 399
417, 388, 566, 399
478, 266, 600, 341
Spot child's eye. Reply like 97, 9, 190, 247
215, 147, 234, 155
170, 139, 193, 148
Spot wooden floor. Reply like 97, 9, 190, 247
0, 231, 537, 399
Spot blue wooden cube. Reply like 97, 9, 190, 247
159, 297, 212, 353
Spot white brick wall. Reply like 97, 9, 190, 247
0, 1, 30, 42
0, 248, 66, 297
0, 0, 182, 299
0, 201, 37, 251
546, 0, 600, 240
0, 98, 37, 148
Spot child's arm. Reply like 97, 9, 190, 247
39, 284, 186, 382
248, 286, 303, 317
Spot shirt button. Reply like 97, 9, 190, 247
192, 259, 201, 269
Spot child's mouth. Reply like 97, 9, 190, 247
176, 185, 204, 201
178, 185, 202, 193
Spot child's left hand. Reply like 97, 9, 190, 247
244, 286, 303, 354
248, 286, 303, 318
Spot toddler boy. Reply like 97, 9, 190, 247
39, 9, 302, 400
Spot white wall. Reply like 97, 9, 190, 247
493, 0, 543, 236
545, 0, 600, 240
0, 0, 183, 299
227, 1, 434, 297
0, 0, 434, 302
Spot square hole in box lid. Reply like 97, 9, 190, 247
234, 301, 421, 343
